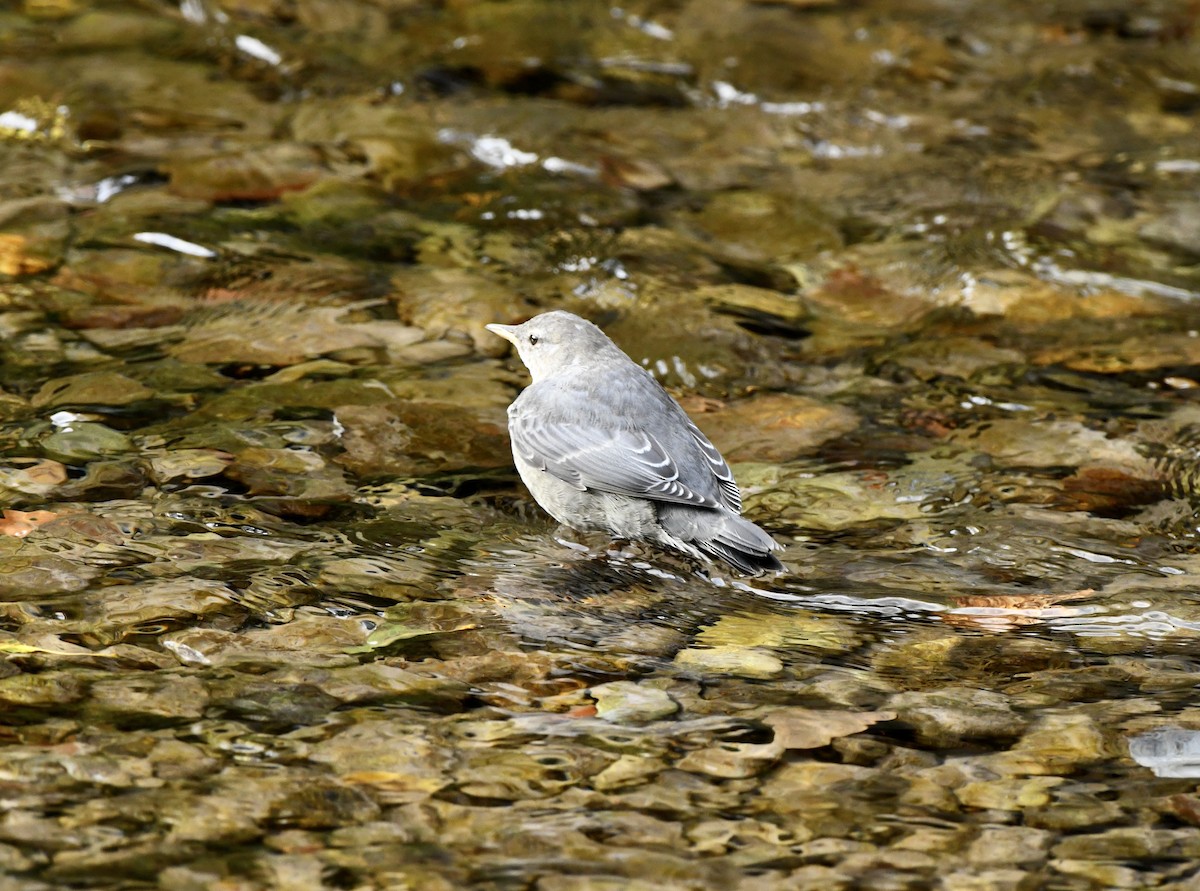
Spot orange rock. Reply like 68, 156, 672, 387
688, 392, 859, 463
0, 233, 53, 276
0, 509, 59, 537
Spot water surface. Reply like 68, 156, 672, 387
2, 0, 1200, 888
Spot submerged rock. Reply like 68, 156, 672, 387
956, 777, 1065, 811
687, 393, 859, 464
674, 646, 785, 679
888, 687, 1027, 746
672, 189, 842, 267
40, 423, 133, 463
86, 674, 208, 725
590, 681, 679, 724
164, 144, 327, 203
309, 719, 452, 803
676, 742, 782, 779
31, 371, 154, 409
333, 402, 508, 478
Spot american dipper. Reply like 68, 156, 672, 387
486, 311, 783, 575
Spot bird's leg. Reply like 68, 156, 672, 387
551, 525, 611, 556
604, 539, 641, 561
552, 533, 592, 554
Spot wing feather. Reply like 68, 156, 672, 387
685, 419, 742, 512
511, 412, 721, 508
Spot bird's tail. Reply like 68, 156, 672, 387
661, 506, 783, 576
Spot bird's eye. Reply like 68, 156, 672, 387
528, 334, 539, 346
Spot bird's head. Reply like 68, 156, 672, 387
486, 311, 618, 382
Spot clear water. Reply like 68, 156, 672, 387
2, 0, 1200, 888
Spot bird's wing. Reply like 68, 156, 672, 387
684, 418, 742, 512
511, 412, 722, 508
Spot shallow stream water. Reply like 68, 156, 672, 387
3, 1, 1200, 888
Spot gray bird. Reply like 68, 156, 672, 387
486, 311, 783, 575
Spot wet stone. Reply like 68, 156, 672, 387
887, 687, 1027, 746
893, 827, 969, 855
162, 627, 349, 669
676, 742, 782, 779
75, 578, 240, 646
803, 669, 898, 709
757, 706, 893, 752
146, 739, 219, 781
594, 624, 688, 658
164, 144, 327, 203
591, 754, 668, 792
698, 610, 860, 653
327, 820, 412, 848
831, 734, 891, 766
55, 460, 148, 501
1051, 827, 1194, 861
882, 337, 1027, 381
31, 371, 155, 409
313, 662, 470, 708
389, 266, 533, 357
1051, 860, 1146, 888
1024, 791, 1125, 832
0, 199, 69, 276
0, 552, 98, 600
333, 402, 509, 478
0, 459, 66, 497
839, 848, 939, 878
589, 299, 775, 393
696, 283, 807, 333
43, 840, 201, 884
85, 674, 208, 726
55, 9, 180, 48
309, 718, 451, 803
590, 680, 679, 724
939, 870, 1035, 891
452, 745, 612, 802
673, 189, 843, 266
951, 418, 1148, 471
741, 466, 928, 531
144, 449, 235, 485
758, 762, 877, 815
207, 678, 341, 728
967, 826, 1052, 866
537, 878, 692, 891
1140, 199, 1200, 259
875, 635, 1070, 691
266, 778, 382, 830
1001, 713, 1112, 773
225, 454, 351, 504
0, 808, 84, 854
0, 841, 35, 873
742, 865, 854, 891
168, 301, 423, 366
688, 393, 860, 465
156, 864, 227, 891
673, 646, 784, 679
0, 671, 86, 712
39, 423, 133, 463
956, 777, 1065, 811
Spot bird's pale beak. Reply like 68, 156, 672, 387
485, 323, 518, 345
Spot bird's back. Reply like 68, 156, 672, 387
513, 356, 735, 511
